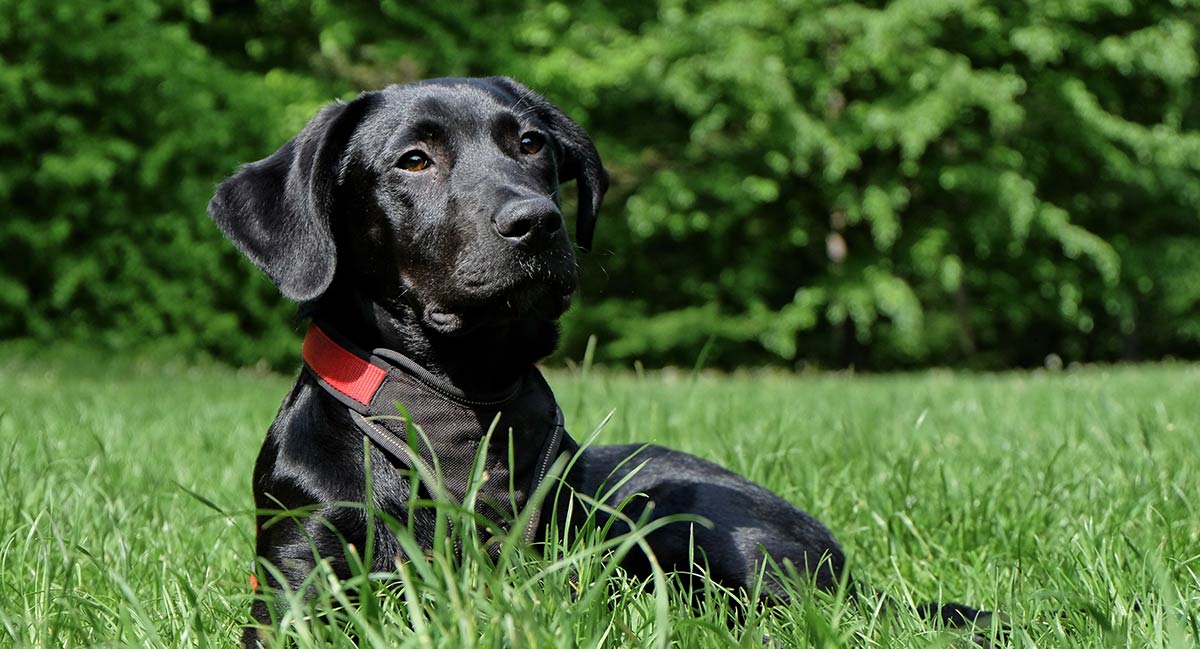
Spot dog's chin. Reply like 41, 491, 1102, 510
422, 286, 574, 337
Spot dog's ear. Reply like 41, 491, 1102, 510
492, 77, 609, 251
207, 94, 375, 302
550, 108, 608, 251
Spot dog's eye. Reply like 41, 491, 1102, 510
519, 132, 545, 155
397, 150, 432, 172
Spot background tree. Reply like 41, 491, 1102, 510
2, 0, 1197, 369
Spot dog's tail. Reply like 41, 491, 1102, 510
917, 600, 998, 626
842, 579, 1009, 646
921, 602, 1010, 647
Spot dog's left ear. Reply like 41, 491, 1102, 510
549, 109, 608, 252
492, 77, 609, 251
207, 94, 376, 302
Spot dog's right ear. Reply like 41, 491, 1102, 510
207, 94, 376, 302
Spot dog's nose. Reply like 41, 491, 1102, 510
492, 198, 562, 247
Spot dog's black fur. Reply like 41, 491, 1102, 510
209, 77, 996, 646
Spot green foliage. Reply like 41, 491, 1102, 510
510, 0, 1200, 368
1, 0, 1198, 368
0, 0, 329, 365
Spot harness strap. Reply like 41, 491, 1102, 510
348, 406, 566, 542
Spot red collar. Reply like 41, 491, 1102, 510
301, 325, 387, 407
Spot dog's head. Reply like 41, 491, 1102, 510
208, 77, 607, 336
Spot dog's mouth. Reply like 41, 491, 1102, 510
421, 262, 577, 337
423, 288, 574, 336
414, 244, 578, 336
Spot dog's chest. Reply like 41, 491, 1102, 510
358, 368, 563, 525
301, 325, 572, 538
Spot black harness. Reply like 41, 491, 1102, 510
301, 324, 574, 541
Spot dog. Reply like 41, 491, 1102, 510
208, 77, 996, 646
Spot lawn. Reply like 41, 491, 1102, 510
1, 345, 1197, 647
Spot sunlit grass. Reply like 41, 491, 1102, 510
1, 344, 1197, 647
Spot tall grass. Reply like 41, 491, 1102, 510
0, 345, 1196, 647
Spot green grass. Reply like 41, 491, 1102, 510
1, 344, 1197, 647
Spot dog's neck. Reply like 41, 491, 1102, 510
307, 288, 560, 394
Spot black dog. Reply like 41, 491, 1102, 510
209, 77, 994, 646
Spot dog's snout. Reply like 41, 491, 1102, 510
492, 197, 562, 247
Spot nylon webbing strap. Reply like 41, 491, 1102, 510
302, 325, 386, 409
